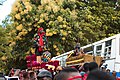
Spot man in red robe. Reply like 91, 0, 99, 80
34, 27, 48, 63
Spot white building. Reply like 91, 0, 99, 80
52, 34, 120, 72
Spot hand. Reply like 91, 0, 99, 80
13, 69, 20, 76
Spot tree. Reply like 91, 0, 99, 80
0, 25, 12, 72
0, 0, 119, 72
10, 0, 120, 56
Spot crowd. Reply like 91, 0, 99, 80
7, 61, 120, 80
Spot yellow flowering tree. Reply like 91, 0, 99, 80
10, 0, 120, 57
0, 0, 120, 72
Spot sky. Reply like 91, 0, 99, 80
0, 0, 15, 24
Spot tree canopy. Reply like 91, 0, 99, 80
0, 0, 120, 72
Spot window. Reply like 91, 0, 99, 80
84, 46, 94, 55
96, 45, 102, 56
104, 40, 112, 59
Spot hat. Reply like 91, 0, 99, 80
37, 70, 52, 78
38, 27, 43, 31
74, 43, 80, 49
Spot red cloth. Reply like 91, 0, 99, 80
38, 28, 43, 31
83, 73, 88, 80
26, 54, 36, 61
67, 76, 82, 80
37, 28, 45, 52
38, 35, 44, 52
117, 78, 120, 80
27, 61, 40, 67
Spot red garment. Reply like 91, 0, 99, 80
67, 76, 82, 80
38, 35, 44, 52
67, 74, 88, 80
37, 28, 45, 52
82, 73, 88, 80
117, 77, 120, 80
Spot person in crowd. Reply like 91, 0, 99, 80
37, 70, 52, 80
106, 69, 111, 75
29, 71, 37, 80
101, 67, 106, 72
22, 71, 29, 80
86, 69, 115, 80
89, 62, 99, 71
79, 63, 89, 80
54, 67, 81, 80
112, 71, 117, 80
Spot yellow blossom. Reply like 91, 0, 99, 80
87, 15, 93, 19
38, 5, 43, 10
34, 24, 37, 27
26, 51, 30, 55
49, 32, 53, 36
9, 42, 16, 46
50, 15, 54, 18
56, 0, 63, 5
11, 30, 16, 33
13, 7, 18, 12
22, 19, 25, 21
26, 5, 32, 11
46, 29, 50, 32
45, 16, 49, 20
62, 31, 67, 36
21, 11, 24, 15
28, 23, 32, 26
53, 6, 60, 13
49, 2, 55, 8
24, 10, 28, 14
49, 21, 53, 25
53, 31, 57, 34
60, 30, 63, 33
22, 29, 27, 32
18, 32, 22, 36
24, 2, 29, 5
15, 14, 21, 20
57, 52, 60, 55
16, 24, 23, 31
22, 32, 27, 36
37, 26, 40, 28
1, 56, 6, 61
45, 6, 51, 11
19, 8, 22, 11
16, 36, 22, 40
41, 0, 49, 5
62, 37, 66, 40
55, 48, 59, 51
59, 25, 63, 28
63, 25, 67, 28
28, 28, 32, 31
61, 9, 65, 12
68, 31, 72, 33
24, 31, 28, 34
53, 45, 57, 48
57, 16, 63, 22
69, 0, 76, 2
112, 16, 117, 20
27, 15, 30, 18
35, 18, 38, 21
46, 32, 49, 36
39, 19, 44, 23
31, 48, 35, 53
40, 14, 44, 18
